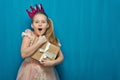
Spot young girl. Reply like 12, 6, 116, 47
16, 4, 64, 80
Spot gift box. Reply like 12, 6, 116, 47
31, 37, 60, 62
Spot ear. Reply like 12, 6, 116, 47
31, 24, 33, 28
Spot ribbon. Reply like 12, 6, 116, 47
38, 42, 56, 61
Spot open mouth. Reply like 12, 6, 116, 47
38, 28, 42, 31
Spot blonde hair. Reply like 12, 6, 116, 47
45, 18, 59, 46
32, 12, 59, 46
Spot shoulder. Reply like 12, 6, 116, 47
21, 29, 35, 46
21, 29, 34, 40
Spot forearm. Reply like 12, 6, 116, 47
53, 51, 64, 66
21, 42, 41, 58
54, 57, 64, 66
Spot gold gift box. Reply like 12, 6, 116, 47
31, 37, 60, 62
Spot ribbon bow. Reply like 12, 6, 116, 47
38, 42, 56, 61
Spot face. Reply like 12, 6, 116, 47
31, 13, 49, 36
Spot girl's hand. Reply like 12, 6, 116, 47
40, 59, 55, 67
37, 36, 47, 45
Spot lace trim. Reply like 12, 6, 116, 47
21, 29, 34, 45
22, 29, 33, 38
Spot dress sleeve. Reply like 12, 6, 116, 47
58, 39, 62, 47
21, 29, 33, 40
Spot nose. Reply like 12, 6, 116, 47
38, 22, 42, 26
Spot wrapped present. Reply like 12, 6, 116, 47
31, 37, 60, 62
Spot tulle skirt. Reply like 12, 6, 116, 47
16, 57, 60, 80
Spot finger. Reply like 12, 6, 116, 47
41, 59, 46, 62
38, 36, 42, 40
40, 61, 44, 65
41, 59, 47, 62
42, 36, 45, 39
39, 35, 42, 38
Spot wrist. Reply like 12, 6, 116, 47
36, 41, 42, 47
52, 60, 57, 66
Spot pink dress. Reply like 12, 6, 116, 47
16, 30, 60, 80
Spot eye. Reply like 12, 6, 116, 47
41, 21, 47, 23
35, 21, 39, 23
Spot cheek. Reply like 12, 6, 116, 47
42, 28, 47, 32
43, 25, 48, 30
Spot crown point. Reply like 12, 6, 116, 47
26, 4, 45, 18
40, 4, 44, 12
35, 4, 40, 12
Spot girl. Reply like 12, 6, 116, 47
16, 4, 64, 80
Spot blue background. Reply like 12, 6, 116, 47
0, 0, 120, 80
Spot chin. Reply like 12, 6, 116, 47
36, 30, 45, 36
38, 33, 44, 36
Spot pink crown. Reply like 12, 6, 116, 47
26, 4, 44, 18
